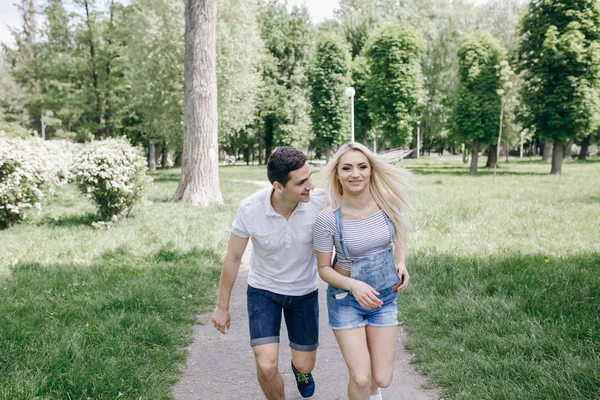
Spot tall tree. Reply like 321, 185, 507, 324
308, 33, 351, 157
217, 0, 264, 158
518, 0, 600, 175
257, 1, 313, 159
172, 0, 222, 205
8, 0, 41, 133
128, 0, 185, 170
364, 21, 425, 148
452, 31, 504, 174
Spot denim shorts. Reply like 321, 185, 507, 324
327, 247, 400, 330
246, 285, 319, 351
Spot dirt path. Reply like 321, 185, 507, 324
173, 270, 440, 399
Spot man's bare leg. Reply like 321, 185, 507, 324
254, 342, 285, 400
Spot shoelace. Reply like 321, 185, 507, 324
294, 370, 310, 384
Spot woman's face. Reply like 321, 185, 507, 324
336, 150, 371, 195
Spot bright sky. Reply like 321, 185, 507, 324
0, 0, 495, 48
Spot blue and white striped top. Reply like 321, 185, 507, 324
313, 209, 392, 271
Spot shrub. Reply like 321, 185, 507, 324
0, 137, 56, 228
70, 138, 150, 221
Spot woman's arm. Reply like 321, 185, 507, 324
317, 250, 383, 309
392, 235, 410, 292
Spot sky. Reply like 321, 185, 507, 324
0, 0, 494, 48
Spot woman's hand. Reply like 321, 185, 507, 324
392, 262, 410, 292
350, 279, 383, 309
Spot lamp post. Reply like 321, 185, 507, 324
416, 120, 421, 159
41, 110, 54, 140
344, 87, 355, 143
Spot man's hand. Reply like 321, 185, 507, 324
212, 306, 231, 334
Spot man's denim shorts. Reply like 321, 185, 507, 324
326, 286, 399, 330
246, 285, 319, 351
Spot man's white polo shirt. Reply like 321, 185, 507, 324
231, 188, 329, 296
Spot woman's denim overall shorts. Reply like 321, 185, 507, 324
327, 208, 401, 330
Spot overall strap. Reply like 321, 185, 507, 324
333, 208, 350, 258
383, 212, 396, 244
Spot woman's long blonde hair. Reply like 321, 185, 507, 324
324, 142, 413, 247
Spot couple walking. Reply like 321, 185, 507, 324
212, 143, 412, 400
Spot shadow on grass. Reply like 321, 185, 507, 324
36, 212, 98, 228
403, 250, 599, 400
148, 171, 182, 183
0, 245, 222, 399
412, 167, 549, 176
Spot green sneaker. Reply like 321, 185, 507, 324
291, 362, 315, 398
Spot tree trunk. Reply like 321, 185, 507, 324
148, 139, 156, 173
562, 138, 574, 160
102, 0, 115, 138
485, 143, 497, 168
83, 0, 103, 136
542, 141, 552, 161
470, 138, 480, 174
264, 115, 274, 160
172, 0, 222, 206
550, 140, 564, 175
578, 134, 591, 160
174, 151, 182, 167
161, 145, 168, 168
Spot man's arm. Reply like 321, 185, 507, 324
212, 233, 249, 334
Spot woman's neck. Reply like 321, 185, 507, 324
342, 190, 373, 210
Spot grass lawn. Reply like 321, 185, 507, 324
1, 156, 598, 399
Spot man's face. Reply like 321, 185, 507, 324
281, 163, 314, 203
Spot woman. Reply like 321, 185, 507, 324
313, 142, 412, 400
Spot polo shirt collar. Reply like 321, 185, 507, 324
264, 189, 308, 217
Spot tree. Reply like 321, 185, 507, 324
452, 31, 504, 174
518, 0, 600, 175
308, 33, 351, 157
127, 0, 185, 171
0, 49, 28, 126
216, 0, 264, 159
172, 0, 222, 205
257, 1, 313, 159
364, 22, 425, 148
7, 0, 41, 133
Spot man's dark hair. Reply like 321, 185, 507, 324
267, 147, 307, 186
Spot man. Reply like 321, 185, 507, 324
212, 147, 328, 399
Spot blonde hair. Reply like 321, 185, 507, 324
324, 142, 413, 247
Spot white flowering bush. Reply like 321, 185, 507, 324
0, 137, 56, 228
70, 138, 150, 221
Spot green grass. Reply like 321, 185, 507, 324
399, 157, 600, 400
0, 157, 598, 399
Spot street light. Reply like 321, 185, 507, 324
416, 120, 421, 159
344, 87, 355, 143
41, 110, 54, 140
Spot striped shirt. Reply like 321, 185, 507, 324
313, 209, 392, 271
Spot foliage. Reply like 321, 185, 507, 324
70, 138, 150, 221
127, 0, 184, 153
451, 32, 505, 151
217, 0, 264, 152
308, 33, 351, 156
257, 1, 314, 157
0, 135, 75, 227
364, 21, 425, 148
517, 0, 600, 171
